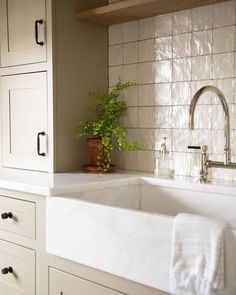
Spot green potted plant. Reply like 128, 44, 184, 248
75, 81, 142, 173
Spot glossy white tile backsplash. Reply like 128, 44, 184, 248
108, 0, 236, 180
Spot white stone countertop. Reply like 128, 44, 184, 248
0, 167, 236, 196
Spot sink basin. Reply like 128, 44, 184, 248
46, 180, 236, 294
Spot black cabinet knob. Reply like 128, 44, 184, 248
1, 212, 13, 219
2, 267, 13, 275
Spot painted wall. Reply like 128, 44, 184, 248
109, 0, 236, 181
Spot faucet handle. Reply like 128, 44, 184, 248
188, 145, 208, 181
188, 145, 201, 150
188, 145, 208, 152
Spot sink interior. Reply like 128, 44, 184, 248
64, 183, 236, 227
66, 184, 141, 211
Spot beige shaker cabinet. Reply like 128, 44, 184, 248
0, 0, 108, 173
1, 72, 49, 171
0, 0, 46, 67
0, 190, 45, 295
49, 268, 124, 295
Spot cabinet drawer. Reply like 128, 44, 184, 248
0, 240, 35, 295
0, 196, 35, 239
49, 268, 123, 295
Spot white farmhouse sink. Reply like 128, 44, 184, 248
46, 179, 236, 294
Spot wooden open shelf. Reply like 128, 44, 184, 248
76, 0, 226, 25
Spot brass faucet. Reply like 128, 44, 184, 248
189, 85, 236, 182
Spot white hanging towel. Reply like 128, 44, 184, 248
170, 213, 227, 295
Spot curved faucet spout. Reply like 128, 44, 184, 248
189, 85, 231, 164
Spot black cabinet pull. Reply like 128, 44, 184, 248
1, 212, 13, 219
2, 267, 13, 275
37, 132, 46, 156
35, 19, 44, 46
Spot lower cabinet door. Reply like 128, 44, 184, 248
0, 240, 35, 295
49, 268, 123, 295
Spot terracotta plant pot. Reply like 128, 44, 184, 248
87, 138, 106, 166
84, 138, 116, 173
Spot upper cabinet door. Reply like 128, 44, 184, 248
1, 72, 49, 172
0, 0, 46, 67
